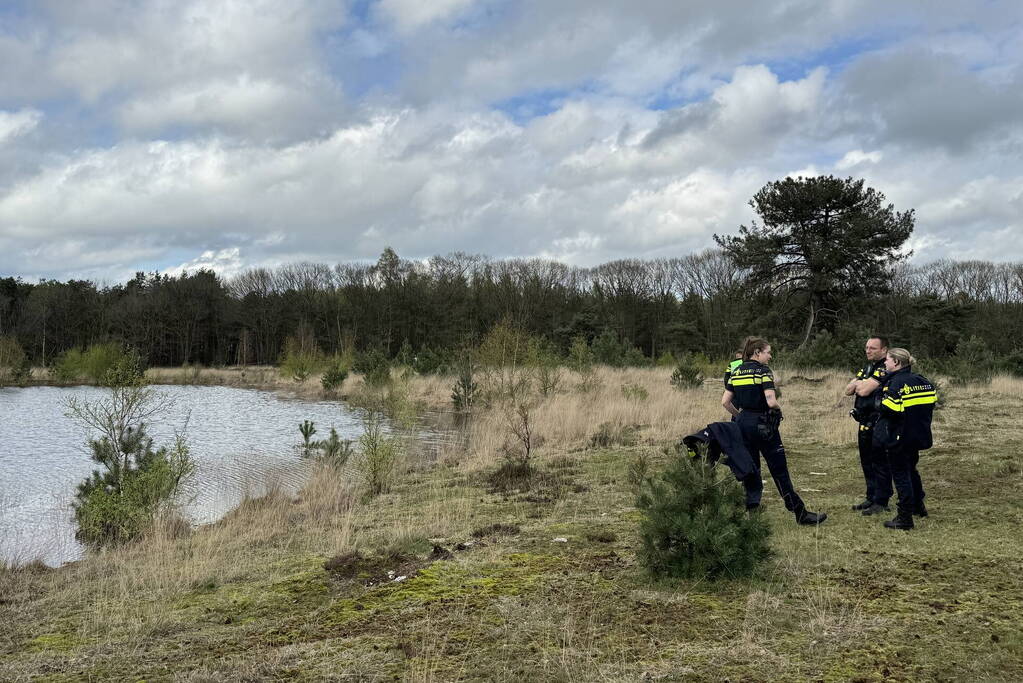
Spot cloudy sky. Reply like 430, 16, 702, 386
1, 0, 1021, 283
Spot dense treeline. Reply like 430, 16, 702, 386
1, 249, 1022, 369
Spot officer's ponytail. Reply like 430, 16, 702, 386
742, 336, 770, 361
888, 347, 915, 368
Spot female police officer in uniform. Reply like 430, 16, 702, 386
874, 347, 937, 530
721, 337, 827, 526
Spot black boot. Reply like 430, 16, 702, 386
851, 498, 872, 511
913, 501, 928, 517
884, 510, 914, 530
795, 508, 827, 526
861, 503, 890, 516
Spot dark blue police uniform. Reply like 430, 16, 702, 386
853, 360, 893, 507
727, 360, 820, 522
875, 366, 937, 526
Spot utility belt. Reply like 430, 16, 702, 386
740, 408, 783, 439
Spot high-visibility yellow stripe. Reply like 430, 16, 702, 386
882, 397, 903, 412
901, 390, 936, 399
729, 377, 760, 386
903, 396, 937, 408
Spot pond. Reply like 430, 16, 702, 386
0, 384, 437, 567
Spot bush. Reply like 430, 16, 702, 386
1003, 348, 1023, 378
949, 335, 996, 384
592, 330, 625, 367
669, 354, 704, 390
315, 427, 354, 466
790, 329, 847, 368
66, 377, 192, 548
412, 347, 452, 375
73, 429, 193, 546
53, 343, 143, 385
656, 351, 678, 368
358, 409, 401, 496
355, 349, 392, 388
633, 452, 771, 581
320, 359, 349, 393
528, 338, 562, 397
477, 318, 534, 399
589, 421, 640, 449
567, 335, 595, 373
568, 335, 601, 392
451, 350, 479, 412
280, 338, 324, 382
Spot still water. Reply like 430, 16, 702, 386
0, 385, 413, 567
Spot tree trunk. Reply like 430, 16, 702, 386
799, 298, 816, 348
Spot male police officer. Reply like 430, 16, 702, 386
844, 335, 892, 515
723, 349, 743, 414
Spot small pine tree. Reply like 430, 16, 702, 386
669, 354, 704, 390
451, 350, 479, 411
321, 360, 349, 393
634, 453, 771, 580
299, 420, 317, 456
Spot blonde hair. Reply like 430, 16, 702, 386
888, 347, 915, 368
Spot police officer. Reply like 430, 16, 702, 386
844, 335, 893, 515
723, 347, 744, 414
721, 337, 827, 525
874, 348, 937, 530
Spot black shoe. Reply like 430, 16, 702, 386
796, 509, 828, 526
884, 512, 914, 530
913, 502, 929, 517
851, 499, 873, 511
861, 503, 890, 516
746, 504, 762, 512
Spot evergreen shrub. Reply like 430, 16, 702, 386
633, 452, 771, 580
356, 349, 392, 388
73, 427, 193, 546
950, 335, 996, 384
1003, 348, 1023, 378
320, 360, 348, 393
451, 350, 478, 411
669, 354, 704, 389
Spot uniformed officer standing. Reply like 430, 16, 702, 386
723, 348, 743, 414
721, 337, 827, 525
874, 347, 937, 530
844, 335, 893, 515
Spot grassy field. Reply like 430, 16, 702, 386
2, 367, 1022, 681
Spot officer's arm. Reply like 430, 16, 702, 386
854, 378, 881, 397
878, 384, 903, 417
764, 388, 780, 410
721, 390, 739, 417
844, 378, 859, 396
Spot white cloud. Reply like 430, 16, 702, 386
0, 109, 42, 144
376, 0, 477, 33
164, 247, 244, 278
836, 149, 883, 170
3, 1, 1023, 280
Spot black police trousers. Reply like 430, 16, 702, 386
735, 411, 805, 512
858, 425, 892, 505
887, 444, 925, 514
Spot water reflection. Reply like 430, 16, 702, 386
0, 385, 444, 566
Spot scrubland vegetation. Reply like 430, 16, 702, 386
3, 359, 1022, 681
